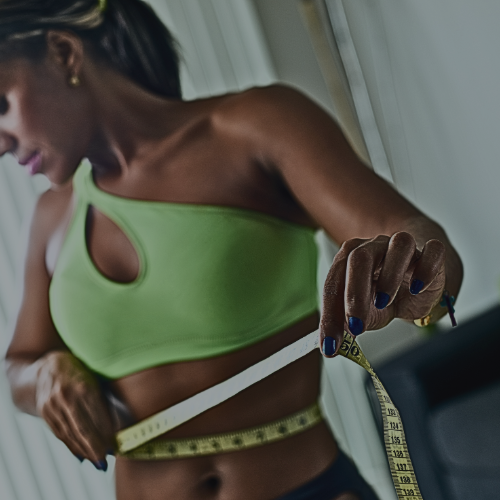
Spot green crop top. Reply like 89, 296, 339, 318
49, 160, 319, 379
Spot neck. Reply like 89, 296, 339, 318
83, 61, 186, 177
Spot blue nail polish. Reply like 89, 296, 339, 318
322, 336, 336, 356
348, 317, 364, 336
106, 449, 115, 456
76, 455, 84, 463
410, 279, 424, 295
93, 462, 102, 471
98, 460, 108, 472
374, 292, 390, 310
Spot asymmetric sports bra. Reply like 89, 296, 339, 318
49, 160, 319, 379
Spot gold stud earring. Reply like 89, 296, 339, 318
69, 75, 81, 87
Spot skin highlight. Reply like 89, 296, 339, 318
2, 30, 463, 499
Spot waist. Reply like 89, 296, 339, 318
109, 313, 321, 437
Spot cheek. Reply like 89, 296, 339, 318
18, 84, 84, 152
6, 87, 51, 142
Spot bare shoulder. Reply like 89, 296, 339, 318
213, 84, 315, 127
210, 85, 337, 155
220, 84, 310, 108
180, 85, 323, 151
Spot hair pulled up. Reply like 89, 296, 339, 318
0, 0, 182, 99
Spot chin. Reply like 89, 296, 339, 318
46, 158, 82, 189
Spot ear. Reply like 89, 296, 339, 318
45, 30, 84, 78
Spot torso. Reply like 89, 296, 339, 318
45, 91, 338, 499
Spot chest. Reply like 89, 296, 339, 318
46, 139, 314, 283
47, 187, 319, 379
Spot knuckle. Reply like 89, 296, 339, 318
426, 239, 446, 255
74, 382, 90, 398
339, 238, 365, 255
391, 231, 415, 248
60, 385, 75, 401
374, 234, 391, 244
323, 275, 343, 297
348, 245, 372, 264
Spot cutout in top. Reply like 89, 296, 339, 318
85, 205, 140, 284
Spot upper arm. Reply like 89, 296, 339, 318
5, 190, 70, 362
235, 85, 424, 244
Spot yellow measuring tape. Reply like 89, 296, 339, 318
338, 333, 423, 500
121, 402, 322, 460
116, 331, 423, 500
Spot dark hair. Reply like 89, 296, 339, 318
0, 0, 182, 99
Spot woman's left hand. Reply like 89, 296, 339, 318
320, 231, 446, 357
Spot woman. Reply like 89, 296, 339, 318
1, 1, 462, 499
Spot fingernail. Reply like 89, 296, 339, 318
97, 460, 108, 472
106, 448, 115, 456
374, 292, 390, 310
93, 462, 102, 471
410, 279, 424, 295
322, 336, 336, 356
76, 455, 84, 463
348, 317, 364, 336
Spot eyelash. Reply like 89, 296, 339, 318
0, 96, 8, 115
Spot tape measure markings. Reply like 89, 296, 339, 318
123, 402, 322, 460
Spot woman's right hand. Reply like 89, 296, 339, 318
35, 351, 115, 471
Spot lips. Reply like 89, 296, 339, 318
18, 151, 42, 176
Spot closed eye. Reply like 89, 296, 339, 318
0, 96, 8, 115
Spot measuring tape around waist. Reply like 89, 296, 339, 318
116, 330, 423, 500
121, 402, 322, 460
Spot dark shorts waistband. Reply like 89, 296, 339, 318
277, 449, 380, 500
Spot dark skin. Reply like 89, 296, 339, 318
2, 32, 462, 500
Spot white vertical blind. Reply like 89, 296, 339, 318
325, 0, 395, 185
